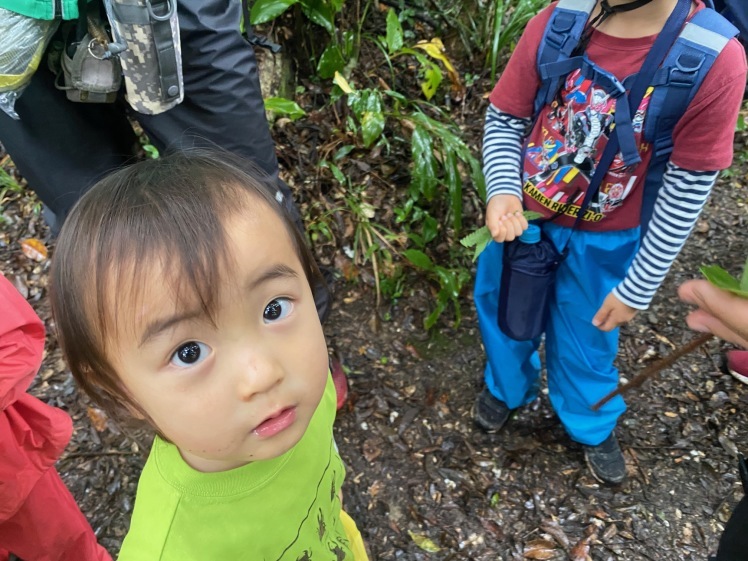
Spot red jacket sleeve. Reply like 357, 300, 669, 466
0, 274, 46, 411
0, 275, 74, 522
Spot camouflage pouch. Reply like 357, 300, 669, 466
58, 33, 122, 103
107, 0, 183, 115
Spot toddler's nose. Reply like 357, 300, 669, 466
237, 354, 283, 401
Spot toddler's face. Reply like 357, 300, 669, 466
107, 207, 329, 472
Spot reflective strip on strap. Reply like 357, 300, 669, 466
556, 0, 596, 13
680, 21, 731, 52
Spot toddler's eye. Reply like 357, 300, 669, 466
170, 341, 210, 367
263, 298, 293, 323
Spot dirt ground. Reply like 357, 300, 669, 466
1, 57, 747, 561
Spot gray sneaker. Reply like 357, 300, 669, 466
583, 433, 626, 485
473, 388, 512, 433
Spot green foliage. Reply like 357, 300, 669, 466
403, 248, 471, 329
485, 0, 546, 82
0, 167, 23, 213
250, 0, 344, 31
250, 0, 298, 24
264, 97, 307, 121
736, 113, 746, 132
250, 0, 350, 78
385, 9, 404, 53
279, 3, 548, 329
701, 258, 748, 298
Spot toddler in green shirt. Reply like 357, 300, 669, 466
49, 150, 368, 560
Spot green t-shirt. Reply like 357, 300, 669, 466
118, 374, 354, 560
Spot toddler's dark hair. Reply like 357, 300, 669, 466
50, 149, 323, 423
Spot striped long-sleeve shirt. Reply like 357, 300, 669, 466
483, 104, 718, 310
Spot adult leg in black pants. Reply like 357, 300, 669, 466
0, 0, 329, 317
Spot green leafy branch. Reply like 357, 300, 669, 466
459, 210, 543, 261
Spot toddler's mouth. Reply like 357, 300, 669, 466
252, 407, 297, 438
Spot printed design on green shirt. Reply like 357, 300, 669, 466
274, 439, 351, 560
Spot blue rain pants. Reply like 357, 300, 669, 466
474, 221, 640, 446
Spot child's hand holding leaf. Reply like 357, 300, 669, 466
460, 210, 543, 262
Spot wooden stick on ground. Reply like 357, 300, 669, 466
590, 332, 715, 411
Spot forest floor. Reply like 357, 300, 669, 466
1, 45, 748, 561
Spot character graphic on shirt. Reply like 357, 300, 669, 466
329, 541, 347, 561
569, 88, 614, 164
526, 137, 563, 168
564, 71, 591, 105
317, 509, 327, 540
523, 72, 650, 220
598, 182, 625, 213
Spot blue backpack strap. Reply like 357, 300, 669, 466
640, 8, 738, 233
534, 0, 597, 115
534, 0, 642, 168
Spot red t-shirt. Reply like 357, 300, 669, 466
489, 0, 747, 230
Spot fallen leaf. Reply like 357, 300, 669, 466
87, 406, 109, 432
408, 531, 441, 553
20, 238, 48, 262
523, 538, 557, 559
368, 480, 383, 498
362, 436, 383, 462
540, 519, 570, 548
569, 537, 591, 561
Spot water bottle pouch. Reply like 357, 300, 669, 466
108, 0, 183, 114
498, 231, 565, 341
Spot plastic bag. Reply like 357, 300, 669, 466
0, 8, 60, 119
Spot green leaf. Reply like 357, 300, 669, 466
422, 214, 438, 244
403, 249, 434, 271
460, 226, 492, 262
421, 64, 442, 100
300, 0, 336, 34
459, 212, 543, 261
737, 113, 746, 132
444, 150, 463, 233
250, 0, 298, 24
424, 300, 447, 330
361, 110, 385, 148
410, 125, 438, 201
317, 44, 345, 79
490, 492, 500, 507
385, 9, 404, 53
333, 145, 354, 161
263, 97, 306, 121
142, 144, 160, 159
320, 160, 346, 186
360, 91, 385, 146
701, 265, 748, 297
